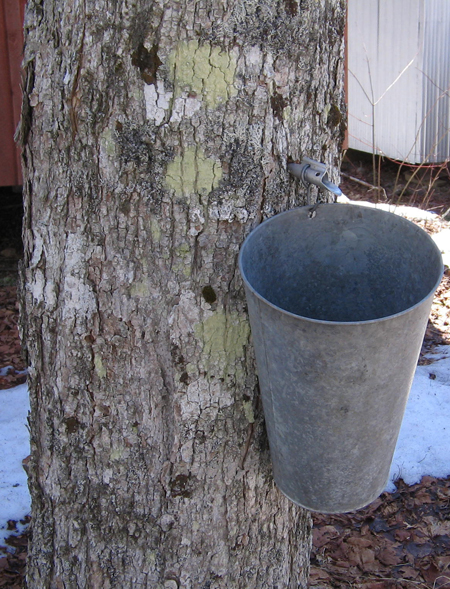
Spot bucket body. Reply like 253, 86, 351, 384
239, 203, 443, 513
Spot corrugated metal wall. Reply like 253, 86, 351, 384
0, 0, 26, 187
421, 0, 450, 162
347, 0, 450, 163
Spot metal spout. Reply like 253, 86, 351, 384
288, 157, 342, 197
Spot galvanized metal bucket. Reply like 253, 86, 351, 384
239, 203, 443, 513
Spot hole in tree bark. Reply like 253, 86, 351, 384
202, 285, 217, 303
131, 44, 162, 85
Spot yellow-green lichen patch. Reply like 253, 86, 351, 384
166, 146, 222, 198
172, 243, 193, 278
129, 282, 150, 297
283, 105, 292, 122
194, 311, 250, 378
150, 217, 161, 243
100, 127, 116, 158
243, 399, 255, 423
94, 353, 107, 379
175, 243, 191, 258
168, 40, 237, 109
110, 446, 123, 461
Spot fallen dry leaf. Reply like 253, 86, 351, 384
311, 476, 450, 588
377, 546, 402, 567
312, 524, 340, 549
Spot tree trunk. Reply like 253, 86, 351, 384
19, 0, 345, 587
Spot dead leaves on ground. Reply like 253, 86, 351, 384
423, 272, 450, 351
0, 287, 26, 390
0, 518, 30, 589
311, 476, 450, 588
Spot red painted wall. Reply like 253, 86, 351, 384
0, 0, 26, 186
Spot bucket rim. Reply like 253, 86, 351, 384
277, 482, 388, 514
238, 203, 444, 326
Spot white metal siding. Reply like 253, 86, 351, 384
347, 0, 450, 163
421, 0, 450, 161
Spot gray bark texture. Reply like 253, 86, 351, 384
19, 0, 346, 587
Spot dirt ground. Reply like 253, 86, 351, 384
1, 151, 450, 588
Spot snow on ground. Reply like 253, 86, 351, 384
0, 384, 30, 548
387, 346, 450, 491
337, 194, 439, 222
1, 348, 450, 545
338, 195, 450, 264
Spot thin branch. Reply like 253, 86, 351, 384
341, 172, 387, 200
373, 54, 418, 105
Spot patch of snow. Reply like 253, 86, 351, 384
0, 384, 30, 548
431, 228, 450, 267
0, 366, 28, 378
337, 194, 438, 221
338, 195, 450, 267
387, 346, 450, 491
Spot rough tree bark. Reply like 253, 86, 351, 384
19, 0, 345, 587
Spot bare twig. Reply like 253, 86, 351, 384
341, 172, 387, 200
